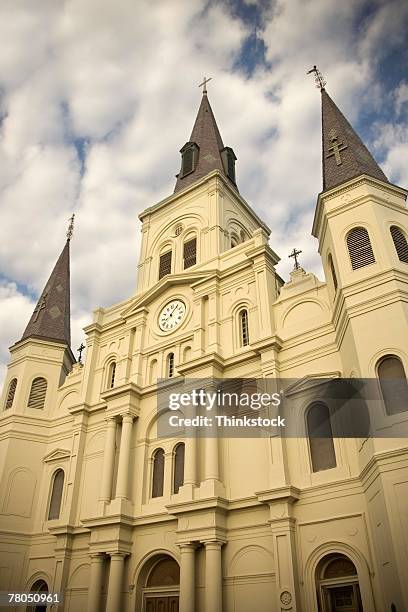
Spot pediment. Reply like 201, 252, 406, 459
122, 270, 217, 318
283, 372, 341, 397
43, 448, 71, 463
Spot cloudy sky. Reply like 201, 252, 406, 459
0, 0, 407, 384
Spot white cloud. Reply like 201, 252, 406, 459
0, 0, 407, 386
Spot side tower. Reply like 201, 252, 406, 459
312, 75, 408, 609
0, 225, 75, 587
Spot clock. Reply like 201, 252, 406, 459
158, 299, 186, 332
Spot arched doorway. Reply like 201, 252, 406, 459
141, 555, 180, 612
316, 553, 363, 611
28, 579, 48, 612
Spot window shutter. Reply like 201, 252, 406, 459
182, 147, 194, 176
28, 377, 47, 409
167, 353, 175, 378
390, 226, 408, 263
183, 238, 197, 269
152, 448, 165, 498
307, 402, 336, 472
109, 362, 116, 388
240, 309, 249, 346
159, 251, 172, 279
346, 227, 375, 270
173, 443, 185, 493
48, 469, 64, 520
5, 378, 17, 409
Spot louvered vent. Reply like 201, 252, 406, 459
183, 238, 197, 269
346, 227, 375, 270
5, 378, 17, 409
159, 251, 172, 279
28, 377, 47, 409
390, 226, 408, 263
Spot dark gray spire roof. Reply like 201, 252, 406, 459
321, 89, 388, 191
174, 92, 238, 192
21, 239, 71, 346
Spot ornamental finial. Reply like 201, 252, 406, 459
67, 213, 75, 241
307, 65, 326, 91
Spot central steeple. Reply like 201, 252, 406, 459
174, 86, 238, 193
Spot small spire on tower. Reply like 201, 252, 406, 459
307, 65, 326, 91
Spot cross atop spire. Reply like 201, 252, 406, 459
198, 76, 212, 95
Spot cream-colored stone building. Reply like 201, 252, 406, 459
1, 83, 408, 612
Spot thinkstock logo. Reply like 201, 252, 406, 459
156, 377, 408, 439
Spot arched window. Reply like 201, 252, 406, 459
239, 309, 250, 347
173, 443, 185, 494
47, 469, 64, 520
328, 254, 338, 292
108, 362, 116, 388
29, 579, 48, 612
152, 448, 165, 498
159, 250, 172, 279
5, 378, 17, 409
28, 377, 47, 409
377, 355, 408, 415
167, 353, 175, 378
307, 402, 336, 472
183, 237, 197, 269
346, 227, 375, 270
390, 226, 408, 263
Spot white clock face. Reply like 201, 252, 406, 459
158, 300, 186, 332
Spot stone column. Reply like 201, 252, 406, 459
100, 418, 117, 502
204, 434, 219, 480
87, 553, 105, 612
183, 436, 197, 486
205, 541, 223, 612
179, 544, 196, 612
115, 414, 134, 499
106, 553, 126, 612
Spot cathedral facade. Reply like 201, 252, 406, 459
1, 82, 408, 612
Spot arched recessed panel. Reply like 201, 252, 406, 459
377, 355, 408, 415
307, 403, 336, 472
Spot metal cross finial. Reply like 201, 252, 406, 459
307, 65, 326, 91
199, 76, 212, 94
77, 342, 85, 363
67, 213, 75, 241
289, 248, 303, 270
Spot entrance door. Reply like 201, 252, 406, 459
326, 584, 362, 612
145, 595, 179, 612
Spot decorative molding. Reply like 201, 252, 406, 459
43, 449, 71, 463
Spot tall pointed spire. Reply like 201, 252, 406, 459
21, 223, 72, 347
321, 88, 388, 191
174, 86, 238, 193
